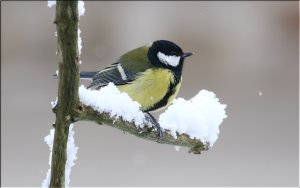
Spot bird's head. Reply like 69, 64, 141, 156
148, 40, 193, 69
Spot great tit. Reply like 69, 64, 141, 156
80, 40, 193, 137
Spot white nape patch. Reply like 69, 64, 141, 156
117, 64, 127, 80
157, 52, 180, 67
148, 42, 153, 47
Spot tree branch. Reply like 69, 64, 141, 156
72, 104, 209, 154
50, 1, 79, 187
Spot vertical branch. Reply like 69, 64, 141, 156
50, 1, 79, 187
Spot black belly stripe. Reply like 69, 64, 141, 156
144, 72, 180, 112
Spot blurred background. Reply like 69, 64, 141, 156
1, 1, 299, 187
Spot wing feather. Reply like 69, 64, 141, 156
88, 45, 152, 89
87, 63, 136, 89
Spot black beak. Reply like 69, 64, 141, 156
181, 52, 193, 58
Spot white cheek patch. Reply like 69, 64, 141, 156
157, 52, 180, 67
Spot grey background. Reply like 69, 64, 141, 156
1, 1, 299, 187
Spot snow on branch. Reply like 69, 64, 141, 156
159, 90, 227, 147
42, 124, 78, 188
75, 84, 227, 154
79, 84, 146, 127
48, 0, 85, 60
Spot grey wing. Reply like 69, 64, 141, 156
87, 63, 136, 89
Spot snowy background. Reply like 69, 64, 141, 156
2, 1, 299, 187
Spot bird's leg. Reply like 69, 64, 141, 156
145, 112, 163, 141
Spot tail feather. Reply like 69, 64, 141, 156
52, 71, 98, 80
79, 71, 98, 79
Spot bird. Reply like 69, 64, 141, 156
80, 40, 193, 138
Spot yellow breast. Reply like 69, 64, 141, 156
117, 68, 181, 111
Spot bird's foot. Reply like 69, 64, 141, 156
146, 112, 164, 141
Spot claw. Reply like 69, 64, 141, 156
146, 112, 164, 141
